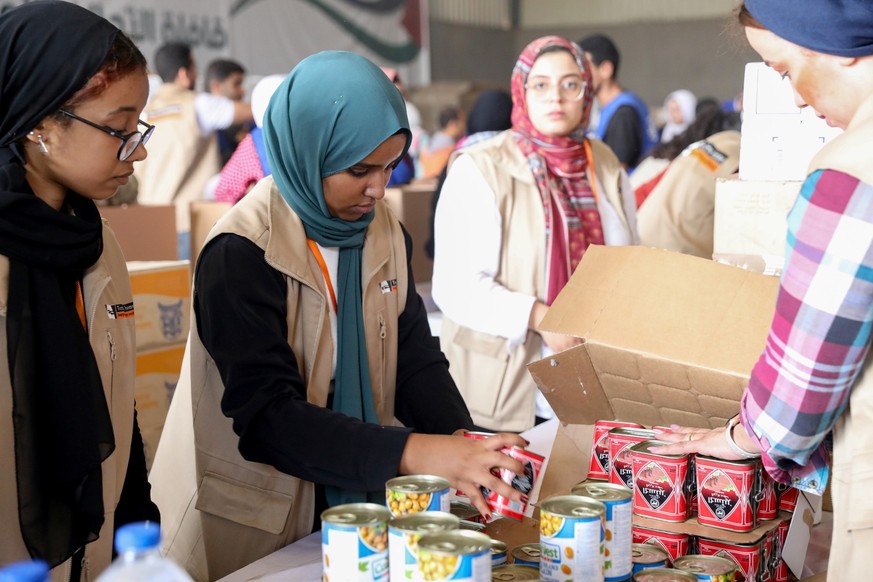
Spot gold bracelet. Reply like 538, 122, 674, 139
724, 415, 760, 459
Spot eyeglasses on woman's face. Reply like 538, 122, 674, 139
59, 109, 155, 161
525, 74, 585, 102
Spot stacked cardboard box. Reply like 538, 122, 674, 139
713, 63, 841, 275
502, 245, 827, 579
128, 260, 191, 469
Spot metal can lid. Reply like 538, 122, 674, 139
385, 474, 451, 494
572, 481, 633, 502
458, 519, 486, 532
510, 542, 541, 560
450, 500, 481, 520
491, 564, 540, 581
673, 554, 737, 575
417, 530, 491, 556
695, 454, 761, 469
540, 494, 606, 519
321, 502, 390, 526
630, 439, 688, 459
609, 427, 656, 439
631, 543, 670, 565
389, 511, 460, 533
633, 567, 698, 582
490, 539, 508, 553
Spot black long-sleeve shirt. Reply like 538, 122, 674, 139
193, 228, 473, 496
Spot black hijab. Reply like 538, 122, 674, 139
0, 1, 120, 566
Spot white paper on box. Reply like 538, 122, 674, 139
739, 62, 842, 181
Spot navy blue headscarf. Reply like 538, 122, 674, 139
745, 0, 873, 57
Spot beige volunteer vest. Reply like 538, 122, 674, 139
136, 84, 220, 232
149, 177, 409, 581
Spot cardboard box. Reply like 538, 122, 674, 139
135, 343, 185, 470
190, 199, 232, 265
100, 204, 177, 261
739, 63, 841, 182
128, 261, 191, 351
712, 175, 802, 276
382, 182, 436, 284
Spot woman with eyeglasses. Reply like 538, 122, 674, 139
0, 2, 159, 579
432, 36, 638, 433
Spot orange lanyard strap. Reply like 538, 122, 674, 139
307, 239, 338, 313
75, 280, 87, 330
583, 139, 601, 204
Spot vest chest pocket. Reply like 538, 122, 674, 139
196, 472, 295, 535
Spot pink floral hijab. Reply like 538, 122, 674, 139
511, 36, 604, 304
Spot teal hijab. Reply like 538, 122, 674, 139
263, 51, 410, 506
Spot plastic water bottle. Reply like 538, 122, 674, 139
0, 560, 49, 582
95, 521, 193, 582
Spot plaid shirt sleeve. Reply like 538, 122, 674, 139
740, 169, 873, 495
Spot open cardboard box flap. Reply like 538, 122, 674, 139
529, 245, 779, 430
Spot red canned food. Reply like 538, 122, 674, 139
696, 455, 761, 532
632, 525, 690, 565
487, 446, 545, 520
756, 470, 779, 521
697, 536, 765, 582
609, 428, 655, 489
631, 440, 691, 523
777, 482, 799, 513
772, 518, 791, 582
589, 420, 645, 480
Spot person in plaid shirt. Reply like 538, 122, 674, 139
654, 1, 873, 576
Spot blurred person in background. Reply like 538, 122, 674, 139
204, 58, 251, 166
0, 2, 159, 578
659, 88, 698, 143
213, 74, 285, 204
578, 33, 658, 172
654, 2, 873, 579
418, 105, 465, 179
136, 42, 253, 259
432, 36, 638, 432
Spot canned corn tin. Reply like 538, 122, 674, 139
672, 554, 737, 581
387, 475, 451, 517
417, 529, 492, 581
695, 455, 760, 532
509, 542, 540, 567
697, 536, 764, 582
322, 503, 390, 582
539, 495, 606, 582
572, 481, 633, 581
633, 567, 697, 582
631, 525, 690, 564
630, 440, 691, 523
631, 543, 669, 573
490, 540, 508, 567
609, 428, 655, 489
490, 564, 540, 581
590, 420, 645, 480
389, 511, 460, 582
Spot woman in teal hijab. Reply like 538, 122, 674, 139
150, 51, 528, 581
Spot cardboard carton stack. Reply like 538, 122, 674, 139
712, 63, 842, 275
128, 260, 191, 469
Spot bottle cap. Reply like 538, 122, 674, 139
114, 521, 161, 553
0, 560, 50, 582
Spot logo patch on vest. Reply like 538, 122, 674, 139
688, 140, 728, 172
105, 302, 135, 319
379, 279, 398, 294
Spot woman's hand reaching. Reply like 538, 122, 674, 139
399, 431, 529, 520
650, 421, 761, 461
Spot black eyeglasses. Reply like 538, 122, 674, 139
59, 109, 155, 161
